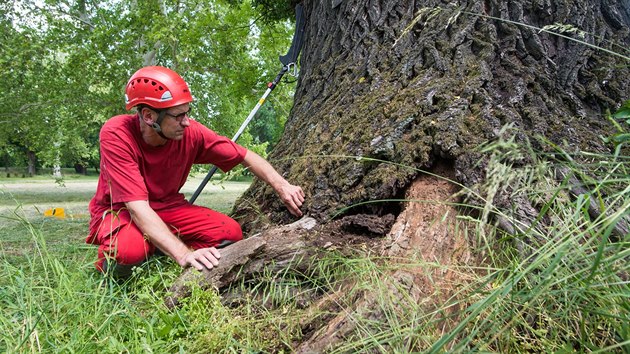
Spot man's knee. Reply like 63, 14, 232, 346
194, 216, 243, 248
229, 218, 243, 239
221, 217, 243, 242
97, 241, 153, 271
116, 243, 153, 265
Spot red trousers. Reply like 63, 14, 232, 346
88, 204, 243, 272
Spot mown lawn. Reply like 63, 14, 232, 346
0, 174, 251, 261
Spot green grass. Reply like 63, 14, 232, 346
0, 174, 280, 353
1, 141, 629, 353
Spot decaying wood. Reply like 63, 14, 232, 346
340, 213, 395, 236
165, 217, 320, 309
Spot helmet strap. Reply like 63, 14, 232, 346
151, 110, 169, 140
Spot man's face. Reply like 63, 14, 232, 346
159, 103, 191, 140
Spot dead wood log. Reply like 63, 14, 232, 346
165, 217, 320, 309
165, 212, 389, 310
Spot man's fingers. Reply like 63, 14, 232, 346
298, 187, 305, 200
291, 194, 303, 208
186, 248, 222, 271
294, 190, 304, 205
288, 200, 303, 216
209, 247, 221, 259
196, 248, 219, 268
203, 251, 220, 267
279, 185, 305, 217
189, 258, 204, 271
197, 256, 215, 270
293, 200, 303, 214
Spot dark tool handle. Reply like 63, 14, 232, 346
280, 4, 305, 66
189, 165, 219, 204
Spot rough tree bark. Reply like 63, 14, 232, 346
171, 0, 630, 351
234, 0, 629, 228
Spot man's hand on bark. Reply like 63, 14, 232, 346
179, 247, 221, 271
278, 183, 305, 217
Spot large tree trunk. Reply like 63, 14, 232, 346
174, 0, 630, 351
233, 0, 629, 229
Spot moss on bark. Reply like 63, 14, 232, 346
233, 0, 630, 232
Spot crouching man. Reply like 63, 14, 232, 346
86, 66, 304, 276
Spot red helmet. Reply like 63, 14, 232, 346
124, 66, 193, 110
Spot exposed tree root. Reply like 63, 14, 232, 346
167, 163, 477, 352
295, 162, 474, 352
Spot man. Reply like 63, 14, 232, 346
87, 66, 305, 276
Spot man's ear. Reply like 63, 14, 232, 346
138, 107, 156, 125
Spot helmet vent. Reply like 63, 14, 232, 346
160, 91, 173, 101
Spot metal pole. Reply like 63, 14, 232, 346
189, 66, 289, 204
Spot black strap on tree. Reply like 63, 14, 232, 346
189, 4, 306, 205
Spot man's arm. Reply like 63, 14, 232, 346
241, 150, 305, 216
125, 200, 221, 271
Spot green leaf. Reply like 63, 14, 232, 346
612, 133, 630, 143
0, 0, 294, 169
612, 107, 630, 119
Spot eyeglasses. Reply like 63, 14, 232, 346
163, 107, 192, 122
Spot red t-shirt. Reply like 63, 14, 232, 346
88, 114, 247, 233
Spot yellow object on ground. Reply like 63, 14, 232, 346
44, 208, 66, 219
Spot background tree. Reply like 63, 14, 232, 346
0, 0, 295, 176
